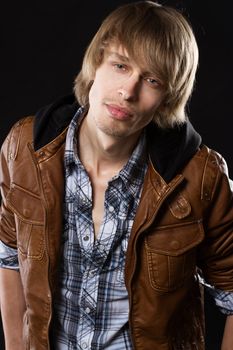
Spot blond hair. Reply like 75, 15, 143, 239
74, 1, 199, 128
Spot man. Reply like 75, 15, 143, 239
0, 1, 233, 349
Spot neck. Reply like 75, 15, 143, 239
78, 118, 140, 178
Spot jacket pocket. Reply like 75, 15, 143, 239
6, 183, 45, 260
145, 220, 204, 292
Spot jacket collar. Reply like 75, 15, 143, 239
34, 94, 202, 183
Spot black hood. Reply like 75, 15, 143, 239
34, 94, 202, 183
34, 95, 79, 151
146, 120, 202, 182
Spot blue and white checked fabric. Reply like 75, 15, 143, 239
0, 240, 19, 270
207, 287, 233, 315
51, 108, 148, 349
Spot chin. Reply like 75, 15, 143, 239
98, 124, 129, 138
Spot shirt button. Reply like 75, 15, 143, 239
83, 235, 89, 241
82, 342, 88, 349
9, 152, 14, 160
85, 307, 91, 314
109, 205, 114, 212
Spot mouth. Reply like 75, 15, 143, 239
105, 103, 133, 120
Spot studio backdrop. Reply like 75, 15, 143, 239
1, 1, 232, 349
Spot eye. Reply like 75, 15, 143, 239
144, 77, 162, 89
145, 77, 160, 87
113, 63, 127, 71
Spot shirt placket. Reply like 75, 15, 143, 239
77, 179, 124, 349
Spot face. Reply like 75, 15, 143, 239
86, 44, 165, 140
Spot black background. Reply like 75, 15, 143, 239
1, 1, 232, 349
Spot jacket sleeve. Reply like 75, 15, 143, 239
198, 152, 233, 292
0, 127, 18, 249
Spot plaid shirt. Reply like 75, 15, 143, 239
1, 108, 233, 350
51, 107, 148, 349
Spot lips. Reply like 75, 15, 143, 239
106, 104, 133, 120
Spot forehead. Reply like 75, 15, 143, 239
105, 44, 130, 61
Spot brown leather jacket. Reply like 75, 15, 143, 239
1, 115, 233, 350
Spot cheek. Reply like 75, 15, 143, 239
89, 75, 108, 103
89, 80, 98, 101
88, 82, 103, 110
144, 94, 164, 114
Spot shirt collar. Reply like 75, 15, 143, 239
64, 106, 85, 168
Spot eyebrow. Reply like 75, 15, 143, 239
107, 51, 130, 63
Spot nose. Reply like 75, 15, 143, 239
117, 75, 140, 101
